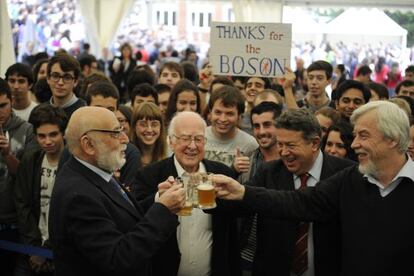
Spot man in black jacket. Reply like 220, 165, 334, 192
134, 111, 241, 276
242, 108, 355, 276
214, 101, 414, 276
14, 104, 67, 274
49, 106, 185, 276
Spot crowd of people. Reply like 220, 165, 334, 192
2, 6, 414, 273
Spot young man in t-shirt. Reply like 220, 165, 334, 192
297, 60, 333, 113
204, 85, 258, 168
14, 104, 67, 274
5, 63, 38, 121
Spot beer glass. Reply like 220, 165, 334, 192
197, 172, 216, 209
176, 176, 193, 216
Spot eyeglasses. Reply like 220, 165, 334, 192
172, 134, 207, 146
49, 72, 75, 83
82, 127, 124, 139
137, 120, 161, 129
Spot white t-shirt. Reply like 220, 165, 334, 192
13, 101, 38, 122
38, 156, 58, 243
204, 126, 258, 167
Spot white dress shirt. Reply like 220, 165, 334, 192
174, 157, 213, 276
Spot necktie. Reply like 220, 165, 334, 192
292, 173, 310, 275
109, 177, 134, 206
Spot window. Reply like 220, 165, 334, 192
156, 11, 160, 25
164, 11, 168, 25
208, 13, 212, 27
192, 12, 195, 26
199, 13, 204, 27
173, 11, 176, 26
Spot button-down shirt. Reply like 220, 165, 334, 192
291, 151, 324, 276
365, 155, 414, 197
174, 157, 212, 276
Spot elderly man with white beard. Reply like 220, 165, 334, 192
213, 101, 414, 276
49, 106, 185, 276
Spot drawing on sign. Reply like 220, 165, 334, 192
210, 22, 292, 78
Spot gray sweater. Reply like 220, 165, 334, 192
0, 113, 37, 223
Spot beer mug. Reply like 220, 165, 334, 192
196, 172, 216, 209
176, 176, 193, 216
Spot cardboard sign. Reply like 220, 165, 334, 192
210, 22, 292, 77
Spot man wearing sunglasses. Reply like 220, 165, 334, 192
134, 111, 240, 276
46, 54, 86, 119
49, 106, 185, 276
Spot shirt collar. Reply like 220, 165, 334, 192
75, 156, 113, 183
173, 156, 206, 177
294, 150, 323, 181
364, 155, 414, 188
50, 93, 78, 108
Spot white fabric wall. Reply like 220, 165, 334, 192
0, 0, 16, 76
231, 0, 283, 23
77, 0, 134, 58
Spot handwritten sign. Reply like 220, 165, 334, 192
210, 22, 292, 77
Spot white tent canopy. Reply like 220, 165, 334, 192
0, 0, 16, 76
324, 8, 407, 47
282, 7, 324, 44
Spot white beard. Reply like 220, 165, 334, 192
96, 144, 126, 173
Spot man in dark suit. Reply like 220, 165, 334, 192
49, 106, 185, 276
134, 111, 241, 276
214, 101, 414, 275
238, 109, 355, 276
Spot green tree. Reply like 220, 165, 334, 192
385, 10, 414, 47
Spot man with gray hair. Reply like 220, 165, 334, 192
213, 100, 414, 275
49, 106, 185, 276
134, 111, 241, 276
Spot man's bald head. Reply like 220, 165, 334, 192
66, 106, 117, 155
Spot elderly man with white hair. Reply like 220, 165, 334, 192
134, 111, 241, 276
213, 101, 414, 275
49, 106, 185, 276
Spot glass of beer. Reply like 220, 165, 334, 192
176, 176, 193, 216
197, 172, 216, 209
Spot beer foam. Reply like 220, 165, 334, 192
198, 183, 214, 190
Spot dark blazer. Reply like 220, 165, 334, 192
249, 153, 355, 276
49, 157, 179, 276
14, 149, 45, 247
134, 156, 241, 276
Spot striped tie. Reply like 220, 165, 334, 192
292, 173, 309, 275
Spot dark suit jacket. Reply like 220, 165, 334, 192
49, 157, 179, 276
14, 149, 45, 247
249, 153, 355, 276
134, 156, 241, 276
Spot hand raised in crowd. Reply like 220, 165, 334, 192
233, 148, 250, 174
0, 131, 11, 156
281, 67, 296, 89
199, 64, 214, 89
212, 174, 245, 201
158, 179, 185, 214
